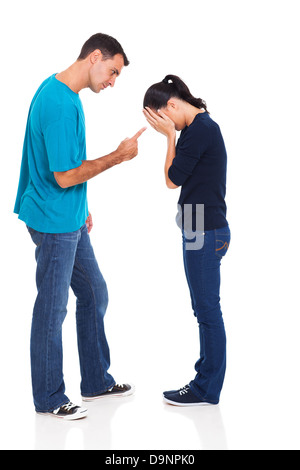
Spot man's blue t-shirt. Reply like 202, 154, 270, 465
14, 74, 88, 233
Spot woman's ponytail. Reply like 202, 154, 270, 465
143, 75, 209, 113
162, 75, 209, 112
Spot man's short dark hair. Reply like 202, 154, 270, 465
78, 33, 129, 66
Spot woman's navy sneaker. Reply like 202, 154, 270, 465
163, 385, 217, 406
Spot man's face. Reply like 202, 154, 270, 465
88, 52, 124, 93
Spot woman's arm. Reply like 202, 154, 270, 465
164, 133, 178, 189
143, 107, 178, 189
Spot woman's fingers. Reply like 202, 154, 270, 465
157, 109, 170, 121
143, 109, 157, 128
144, 107, 158, 119
144, 107, 165, 122
143, 107, 175, 137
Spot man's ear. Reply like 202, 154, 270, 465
89, 49, 103, 64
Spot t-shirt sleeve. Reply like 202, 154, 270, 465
168, 123, 210, 186
44, 116, 82, 172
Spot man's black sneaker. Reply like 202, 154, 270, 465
38, 402, 88, 420
163, 385, 217, 407
82, 383, 135, 402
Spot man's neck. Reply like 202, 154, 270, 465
55, 61, 89, 94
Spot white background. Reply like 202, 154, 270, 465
1, 0, 300, 450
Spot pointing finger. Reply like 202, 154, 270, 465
132, 127, 147, 140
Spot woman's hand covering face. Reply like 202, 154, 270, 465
143, 107, 175, 138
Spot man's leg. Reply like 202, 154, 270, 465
28, 228, 80, 412
70, 225, 115, 397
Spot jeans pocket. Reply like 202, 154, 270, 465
215, 227, 231, 259
27, 226, 44, 247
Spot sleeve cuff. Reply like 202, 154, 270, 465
168, 164, 190, 187
49, 161, 83, 173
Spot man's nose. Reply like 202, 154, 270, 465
109, 77, 117, 88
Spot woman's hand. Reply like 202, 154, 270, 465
143, 107, 178, 189
143, 107, 175, 138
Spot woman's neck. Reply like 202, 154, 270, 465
184, 102, 205, 127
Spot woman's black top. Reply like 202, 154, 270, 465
168, 112, 228, 231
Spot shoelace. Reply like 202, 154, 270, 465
53, 402, 76, 414
108, 383, 124, 391
179, 385, 190, 396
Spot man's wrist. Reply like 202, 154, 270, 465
99, 149, 123, 167
109, 149, 123, 165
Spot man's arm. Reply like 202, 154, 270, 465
54, 150, 121, 189
54, 127, 146, 189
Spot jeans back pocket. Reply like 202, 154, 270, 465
215, 226, 231, 259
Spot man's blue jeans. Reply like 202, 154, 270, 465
182, 225, 231, 404
27, 224, 115, 412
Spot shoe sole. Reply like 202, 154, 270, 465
37, 409, 88, 420
82, 386, 135, 402
163, 396, 215, 407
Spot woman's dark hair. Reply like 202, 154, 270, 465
143, 75, 208, 113
78, 33, 129, 66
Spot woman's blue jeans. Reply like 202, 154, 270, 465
27, 224, 115, 412
182, 225, 231, 404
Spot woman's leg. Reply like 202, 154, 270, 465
182, 227, 230, 404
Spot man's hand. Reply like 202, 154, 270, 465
115, 127, 147, 162
86, 212, 93, 233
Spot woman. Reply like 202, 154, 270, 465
143, 75, 230, 406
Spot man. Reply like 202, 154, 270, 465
14, 33, 146, 420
